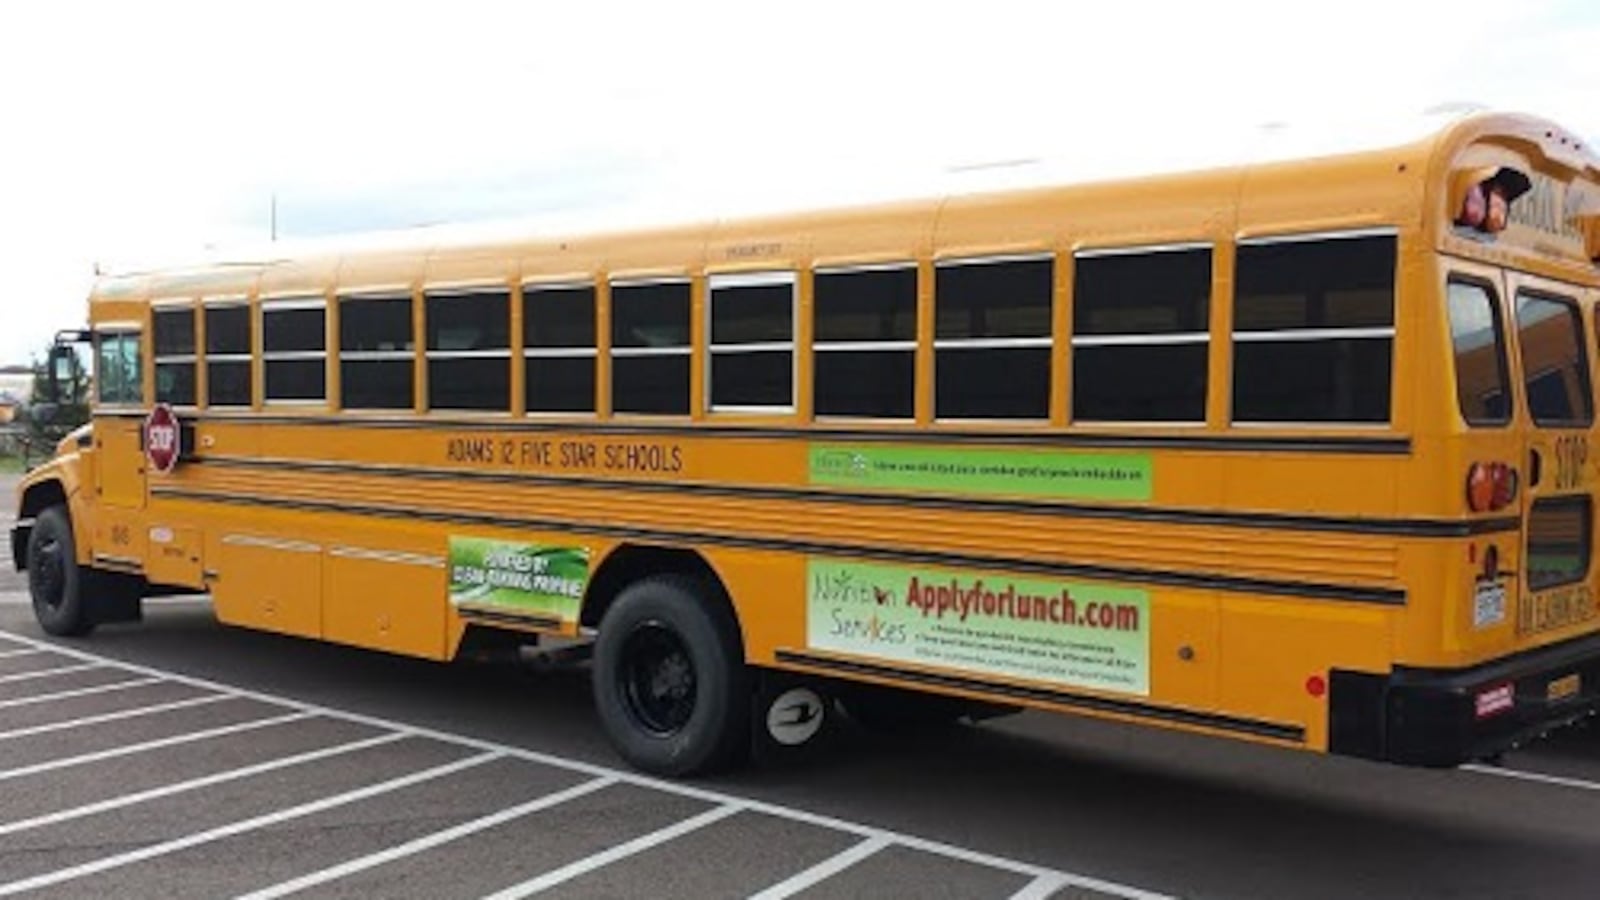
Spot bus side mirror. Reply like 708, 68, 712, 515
44, 344, 76, 405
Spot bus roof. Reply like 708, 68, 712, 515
92, 109, 1599, 304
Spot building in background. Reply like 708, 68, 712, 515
0, 364, 32, 424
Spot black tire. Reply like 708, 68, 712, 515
592, 576, 749, 777
26, 506, 94, 637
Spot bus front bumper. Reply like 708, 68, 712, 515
1330, 632, 1600, 767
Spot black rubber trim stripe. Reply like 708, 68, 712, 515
776, 649, 1306, 744
456, 607, 564, 631
194, 454, 1518, 539
96, 410, 1413, 455
152, 486, 1408, 605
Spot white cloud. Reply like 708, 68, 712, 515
1, 0, 1596, 364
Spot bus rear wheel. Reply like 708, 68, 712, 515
592, 576, 750, 776
26, 506, 94, 637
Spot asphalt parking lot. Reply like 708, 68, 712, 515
0, 625, 1139, 899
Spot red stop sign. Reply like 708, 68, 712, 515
144, 404, 182, 474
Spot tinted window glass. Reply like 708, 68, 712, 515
341, 359, 413, 410
935, 258, 1051, 339
815, 267, 916, 342
153, 308, 195, 356
1073, 248, 1211, 422
1447, 281, 1511, 425
427, 291, 509, 351
263, 306, 325, 353
612, 282, 690, 348
1235, 236, 1396, 331
1075, 344, 1208, 422
526, 285, 596, 348
341, 296, 413, 352
265, 359, 324, 401
711, 282, 792, 344
1233, 339, 1392, 422
1233, 235, 1395, 423
208, 360, 252, 407
816, 350, 915, 419
1516, 292, 1593, 426
937, 347, 1050, 419
155, 362, 195, 406
935, 258, 1051, 419
206, 305, 251, 355
1075, 249, 1209, 335
429, 357, 510, 411
614, 355, 690, 415
712, 351, 791, 408
527, 357, 596, 413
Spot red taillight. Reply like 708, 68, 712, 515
1466, 462, 1518, 512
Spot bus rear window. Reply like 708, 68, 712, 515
1515, 292, 1593, 426
1527, 496, 1591, 590
1446, 280, 1511, 425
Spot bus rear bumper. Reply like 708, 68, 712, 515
1330, 633, 1600, 767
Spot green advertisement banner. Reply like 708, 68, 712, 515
807, 558, 1150, 696
448, 536, 588, 622
809, 444, 1152, 501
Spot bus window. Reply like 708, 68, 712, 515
205, 302, 253, 407
262, 298, 326, 403
1233, 233, 1396, 423
611, 280, 691, 415
341, 294, 415, 411
1445, 280, 1512, 425
708, 272, 795, 412
934, 256, 1052, 420
1515, 291, 1593, 426
1527, 496, 1591, 591
1072, 246, 1210, 422
426, 288, 510, 412
524, 283, 597, 414
95, 330, 142, 406
152, 305, 196, 407
813, 265, 916, 419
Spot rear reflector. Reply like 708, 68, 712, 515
1474, 683, 1515, 719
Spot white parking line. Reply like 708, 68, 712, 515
236, 775, 620, 900
0, 662, 100, 684
0, 630, 1173, 900
1010, 873, 1072, 900
0, 711, 312, 782
0, 648, 44, 660
0, 677, 162, 709
483, 803, 745, 899
1463, 763, 1600, 793
0, 694, 230, 741
749, 834, 895, 900
0, 732, 409, 837
0, 750, 503, 897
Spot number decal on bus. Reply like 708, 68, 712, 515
1553, 434, 1589, 491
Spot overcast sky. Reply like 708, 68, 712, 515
1, 0, 1596, 366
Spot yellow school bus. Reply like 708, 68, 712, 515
14, 111, 1600, 775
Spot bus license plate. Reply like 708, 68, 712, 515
1473, 581, 1507, 629
1547, 673, 1581, 703
1517, 585, 1598, 636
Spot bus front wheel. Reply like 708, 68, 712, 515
592, 576, 750, 776
26, 506, 94, 637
